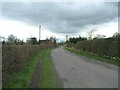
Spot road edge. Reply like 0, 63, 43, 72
50, 48, 64, 88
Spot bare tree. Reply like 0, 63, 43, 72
87, 28, 97, 40
7, 34, 16, 44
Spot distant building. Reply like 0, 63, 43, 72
40, 40, 54, 46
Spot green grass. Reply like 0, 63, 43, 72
65, 47, 119, 66
4, 49, 42, 88
40, 48, 60, 88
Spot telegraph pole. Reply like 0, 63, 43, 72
0, 36, 1, 44
39, 25, 41, 45
66, 35, 68, 42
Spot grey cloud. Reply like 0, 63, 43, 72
2, 2, 118, 34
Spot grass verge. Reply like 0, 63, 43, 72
40, 48, 60, 88
4, 49, 42, 88
65, 47, 119, 66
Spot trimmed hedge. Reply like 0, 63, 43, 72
67, 37, 119, 59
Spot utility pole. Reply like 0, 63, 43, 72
39, 25, 41, 45
66, 35, 68, 42
0, 36, 1, 44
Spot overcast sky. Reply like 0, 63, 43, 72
0, 0, 119, 42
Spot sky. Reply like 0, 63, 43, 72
0, 0, 119, 42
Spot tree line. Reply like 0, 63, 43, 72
1, 34, 57, 45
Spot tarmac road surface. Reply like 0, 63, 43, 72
51, 46, 118, 88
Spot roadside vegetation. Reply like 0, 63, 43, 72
3, 49, 41, 88
2, 45, 41, 88
65, 47, 119, 65
65, 32, 120, 66
2, 34, 59, 88
40, 48, 60, 88
3, 47, 60, 88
